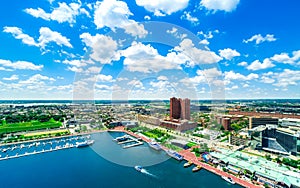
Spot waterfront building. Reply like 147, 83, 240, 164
170, 97, 191, 120
210, 148, 300, 188
160, 119, 197, 132
137, 114, 160, 126
180, 98, 191, 120
170, 97, 181, 120
261, 125, 300, 156
249, 116, 278, 129
280, 118, 300, 128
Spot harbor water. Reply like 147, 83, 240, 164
0, 132, 242, 188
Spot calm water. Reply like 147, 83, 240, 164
0, 132, 241, 188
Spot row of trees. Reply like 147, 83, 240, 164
0, 114, 66, 125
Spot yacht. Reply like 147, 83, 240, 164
148, 142, 162, 151
222, 176, 236, 184
166, 150, 183, 161
76, 140, 95, 148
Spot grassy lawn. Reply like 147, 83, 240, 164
24, 129, 68, 137
0, 119, 62, 135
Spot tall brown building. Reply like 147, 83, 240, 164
180, 98, 190, 120
170, 97, 190, 120
170, 97, 181, 119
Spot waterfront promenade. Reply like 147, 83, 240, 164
112, 127, 260, 188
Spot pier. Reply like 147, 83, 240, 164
113, 134, 144, 149
0, 135, 91, 161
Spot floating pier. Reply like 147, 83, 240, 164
114, 134, 144, 149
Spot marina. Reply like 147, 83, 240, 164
113, 134, 144, 149
0, 135, 93, 161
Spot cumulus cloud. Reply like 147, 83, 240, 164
219, 48, 240, 60
38, 27, 72, 49
4, 26, 72, 50
272, 69, 300, 87
225, 71, 258, 81
3, 75, 19, 81
120, 42, 182, 73
247, 58, 275, 71
80, 33, 120, 64
200, 0, 240, 12
24, 2, 89, 26
94, 0, 147, 38
270, 50, 300, 65
243, 34, 276, 44
0, 59, 43, 71
19, 74, 55, 84
181, 11, 199, 25
3, 27, 38, 46
136, 0, 189, 16
174, 39, 222, 65
237, 61, 248, 66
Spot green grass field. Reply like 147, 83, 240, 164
0, 119, 62, 135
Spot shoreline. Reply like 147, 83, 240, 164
1, 127, 258, 187
112, 127, 259, 188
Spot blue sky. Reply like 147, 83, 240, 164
0, 0, 300, 100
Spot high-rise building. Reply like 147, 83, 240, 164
170, 97, 190, 120
170, 97, 181, 119
180, 98, 190, 120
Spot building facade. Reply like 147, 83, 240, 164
170, 97, 181, 120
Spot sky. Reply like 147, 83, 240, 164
0, 0, 300, 100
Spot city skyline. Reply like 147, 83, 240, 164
1, 0, 300, 100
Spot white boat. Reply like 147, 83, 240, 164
222, 176, 236, 184
134, 166, 143, 172
166, 150, 183, 161
184, 161, 193, 167
148, 142, 162, 151
192, 166, 201, 172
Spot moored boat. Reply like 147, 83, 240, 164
192, 165, 201, 172
76, 140, 95, 148
184, 161, 193, 167
148, 142, 162, 151
222, 176, 236, 184
166, 150, 183, 161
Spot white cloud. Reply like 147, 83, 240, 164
219, 48, 240, 60
4, 26, 72, 50
128, 80, 144, 89
247, 58, 275, 71
166, 27, 187, 40
242, 84, 249, 88
243, 34, 276, 44
62, 59, 87, 67
24, 2, 88, 26
38, 27, 72, 49
273, 69, 300, 87
225, 85, 238, 90
181, 11, 199, 25
270, 50, 300, 65
200, 0, 240, 12
237, 61, 248, 66
261, 76, 275, 84
225, 71, 258, 81
121, 42, 182, 73
19, 74, 55, 84
0, 59, 43, 71
3, 27, 38, 46
157, 76, 168, 81
80, 33, 120, 64
136, 0, 189, 16
3, 75, 19, 81
144, 15, 151, 20
94, 0, 147, 38
174, 39, 222, 65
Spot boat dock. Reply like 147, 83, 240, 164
0, 135, 91, 161
114, 134, 144, 149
